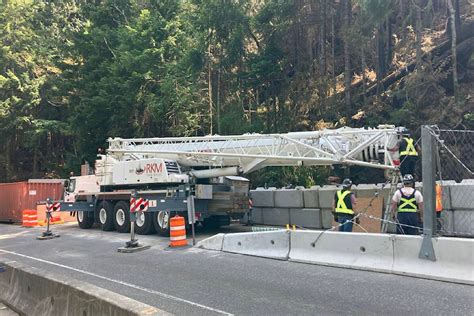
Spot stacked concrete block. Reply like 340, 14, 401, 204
289, 208, 322, 229
262, 208, 290, 226
250, 207, 265, 224
321, 209, 334, 229
452, 210, 474, 237
449, 183, 474, 210
440, 210, 454, 235
250, 189, 275, 208
274, 189, 304, 208
354, 184, 378, 198
318, 185, 338, 209
302, 187, 319, 208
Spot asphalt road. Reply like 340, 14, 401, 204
0, 223, 473, 315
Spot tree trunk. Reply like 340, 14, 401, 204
375, 26, 384, 94
331, 5, 336, 98
320, 0, 327, 76
5, 137, 12, 180
447, 0, 458, 98
400, 0, 406, 39
33, 147, 38, 178
343, 0, 352, 110
208, 32, 213, 135
386, 16, 392, 71
217, 66, 221, 134
454, 0, 461, 36
361, 46, 368, 107
415, 2, 423, 68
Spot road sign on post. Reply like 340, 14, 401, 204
37, 198, 60, 240
117, 190, 150, 253
419, 125, 437, 261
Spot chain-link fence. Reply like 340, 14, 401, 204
434, 129, 474, 237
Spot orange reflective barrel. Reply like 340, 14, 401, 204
22, 209, 38, 227
169, 215, 188, 247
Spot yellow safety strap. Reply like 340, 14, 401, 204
398, 197, 417, 212
400, 138, 418, 156
335, 190, 354, 215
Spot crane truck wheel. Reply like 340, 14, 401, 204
114, 201, 131, 233
98, 201, 115, 231
77, 211, 94, 229
153, 210, 170, 237
135, 212, 156, 235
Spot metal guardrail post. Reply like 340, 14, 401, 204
419, 126, 437, 261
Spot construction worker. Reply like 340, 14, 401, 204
391, 174, 424, 235
333, 178, 358, 232
436, 184, 443, 233
397, 128, 420, 177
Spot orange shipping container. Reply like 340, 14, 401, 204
0, 179, 64, 223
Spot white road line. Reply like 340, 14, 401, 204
0, 249, 233, 316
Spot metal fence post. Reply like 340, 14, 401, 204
419, 126, 437, 261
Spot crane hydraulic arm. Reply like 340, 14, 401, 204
106, 125, 401, 178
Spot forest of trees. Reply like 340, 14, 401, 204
1, 0, 473, 186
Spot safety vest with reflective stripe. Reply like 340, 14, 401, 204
400, 137, 418, 156
335, 190, 354, 215
398, 189, 418, 213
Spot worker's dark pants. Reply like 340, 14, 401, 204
400, 155, 417, 177
396, 212, 420, 235
337, 214, 354, 232
436, 211, 442, 233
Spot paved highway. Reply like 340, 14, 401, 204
0, 223, 472, 315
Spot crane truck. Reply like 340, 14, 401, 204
59, 125, 402, 236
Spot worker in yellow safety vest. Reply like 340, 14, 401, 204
391, 174, 424, 235
333, 178, 358, 232
397, 128, 420, 177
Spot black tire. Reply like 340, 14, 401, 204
97, 201, 115, 231
77, 211, 94, 229
114, 201, 131, 233
135, 212, 156, 235
153, 210, 171, 237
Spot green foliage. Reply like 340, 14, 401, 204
0, 0, 471, 183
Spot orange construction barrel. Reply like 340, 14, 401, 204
22, 210, 38, 227
169, 215, 188, 247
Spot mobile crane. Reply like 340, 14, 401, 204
60, 125, 402, 236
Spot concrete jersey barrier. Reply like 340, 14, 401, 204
289, 231, 394, 273
392, 235, 474, 284
0, 261, 168, 316
221, 230, 290, 260
197, 231, 474, 285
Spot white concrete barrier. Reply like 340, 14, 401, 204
289, 231, 394, 272
197, 231, 473, 284
196, 233, 225, 251
221, 231, 290, 260
392, 235, 474, 285
0, 261, 166, 316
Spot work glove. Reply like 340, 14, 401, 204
355, 217, 360, 224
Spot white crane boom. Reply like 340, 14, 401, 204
106, 125, 400, 177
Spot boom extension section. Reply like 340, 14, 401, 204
107, 125, 400, 178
